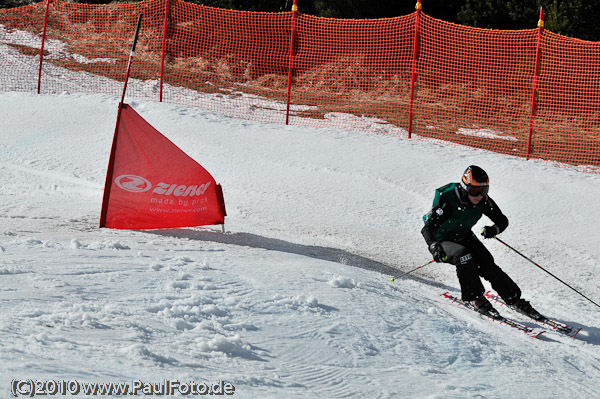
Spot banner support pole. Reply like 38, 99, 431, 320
119, 14, 143, 107
100, 14, 144, 227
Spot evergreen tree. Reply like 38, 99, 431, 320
457, 0, 539, 30
456, 0, 600, 41
0, 0, 35, 8
2, 0, 600, 41
543, 0, 600, 41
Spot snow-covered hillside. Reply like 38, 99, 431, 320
1, 38, 600, 398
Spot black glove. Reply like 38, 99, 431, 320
429, 242, 447, 263
481, 225, 500, 239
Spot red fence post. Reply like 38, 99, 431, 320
37, 0, 51, 94
159, 0, 170, 102
285, 0, 298, 125
407, 0, 422, 139
526, 8, 544, 160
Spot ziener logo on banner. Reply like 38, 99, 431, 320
115, 174, 211, 197
115, 175, 151, 193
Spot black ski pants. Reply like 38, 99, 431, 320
440, 235, 521, 303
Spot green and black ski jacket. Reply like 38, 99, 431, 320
421, 182, 508, 247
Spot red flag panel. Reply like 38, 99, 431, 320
100, 104, 225, 229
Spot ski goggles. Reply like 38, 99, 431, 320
466, 185, 489, 197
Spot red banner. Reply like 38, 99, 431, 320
100, 104, 226, 229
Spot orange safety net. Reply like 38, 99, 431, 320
534, 31, 600, 168
290, 13, 415, 130
0, 1, 47, 92
165, 1, 292, 121
413, 16, 539, 159
1, 0, 599, 171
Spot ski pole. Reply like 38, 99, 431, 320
390, 260, 434, 282
495, 237, 600, 309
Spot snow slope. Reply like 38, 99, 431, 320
1, 43, 600, 398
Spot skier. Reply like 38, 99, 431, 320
421, 165, 542, 320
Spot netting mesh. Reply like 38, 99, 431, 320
0, 1, 47, 92
165, 1, 292, 121
1, 0, 599, 171
289, 14, 415, 130
534, 31, 600, 166
413, 15, 539, 159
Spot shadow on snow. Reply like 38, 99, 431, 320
148, 228, 453, 292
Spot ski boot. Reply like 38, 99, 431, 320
473, 295, 500, 319
509, 298, 544, 321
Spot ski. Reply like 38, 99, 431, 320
484, 291, 582, 338
441, 292, 545, 338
